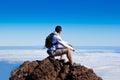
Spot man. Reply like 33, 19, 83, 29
46, 25, 75, 65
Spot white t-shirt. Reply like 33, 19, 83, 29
48, 31, 74, 53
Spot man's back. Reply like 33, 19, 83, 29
46, 25, 74, 65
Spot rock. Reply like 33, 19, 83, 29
9, 57, 102, 80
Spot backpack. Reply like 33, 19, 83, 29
45, 33, 55, 48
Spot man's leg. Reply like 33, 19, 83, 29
58, 45, 65, 60
52, 48, 73, 65
66, 48, 73, 65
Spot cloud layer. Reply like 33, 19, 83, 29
0, 50, 120, 80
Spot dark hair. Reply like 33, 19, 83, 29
55, 25, 62, 33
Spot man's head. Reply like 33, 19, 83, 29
55, 25, 62, 33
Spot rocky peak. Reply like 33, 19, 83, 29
10, 57, 102, 80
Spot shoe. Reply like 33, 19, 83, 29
60, 59, 65, 63
69, 63, 80, 68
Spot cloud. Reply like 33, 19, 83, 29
0, 50, 48, 62
72, 51, 120, 80
0, 50, 120, 80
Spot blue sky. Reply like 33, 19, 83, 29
0, 0, 120, 46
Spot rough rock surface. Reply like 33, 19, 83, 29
10, 57, 102, 80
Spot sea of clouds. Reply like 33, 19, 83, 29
0, 49, 120, 80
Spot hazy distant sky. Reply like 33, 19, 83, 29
0, 0, 120, 46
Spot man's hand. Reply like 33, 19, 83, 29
68, 44, 73, 47
72, 49, 75, 52
68, 44, 75, 51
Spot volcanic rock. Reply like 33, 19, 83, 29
10, 57, 102, 80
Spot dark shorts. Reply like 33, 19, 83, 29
48, 48, 68, 56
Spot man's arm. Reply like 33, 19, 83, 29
56, 36, 75, 51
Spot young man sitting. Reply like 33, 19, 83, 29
46, 26, 75, 66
